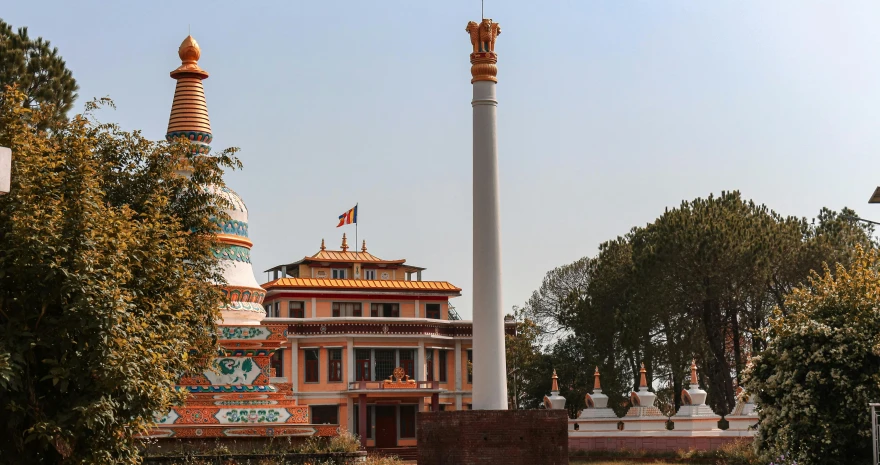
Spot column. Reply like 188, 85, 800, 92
454, 340, 462, 392
358, 394, 367, 448
311, 297, 317, 318
417, 340, 426, 381
415, 299, 420, 318
290, 340, 299, 393
346, 337, 355, 384
468, 18, 507, 410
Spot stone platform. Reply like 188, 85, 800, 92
417, 410, 569, 465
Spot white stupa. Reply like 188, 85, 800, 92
577, 367, 617, 419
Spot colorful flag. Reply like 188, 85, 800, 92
337, 204, 358, 227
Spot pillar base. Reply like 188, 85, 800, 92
417, 410, 569, 465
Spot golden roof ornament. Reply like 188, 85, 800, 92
171, 35, 209, 79
466, 18, 501, 83
361, 240, 367, 252
551, 369, 559, 392
341, 233, 349, 252
320, 238, 326, 251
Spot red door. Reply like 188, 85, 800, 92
375, 406, 397, 448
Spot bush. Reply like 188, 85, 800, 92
745, 247, 880, 464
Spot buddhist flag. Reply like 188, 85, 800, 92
337, 204, 358, 227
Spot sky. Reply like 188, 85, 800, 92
5, 1, 880, 319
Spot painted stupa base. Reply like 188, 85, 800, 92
148, 325, 331, 439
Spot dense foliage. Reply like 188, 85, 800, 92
744, 247, 880, 464
0, 86, 240, 463
0, 19, 78, 125
518, 191, 874, 418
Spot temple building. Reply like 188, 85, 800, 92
261, 235, 515, 448
149, 34, 514, 449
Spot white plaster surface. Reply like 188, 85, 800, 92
471, 79, 508, 410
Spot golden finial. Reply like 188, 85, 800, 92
551, 369, 559, 392
593, 366, 601, 391
690, 359, 698, 386
320, 238, 326, 251
361, 240, 367, 252
170, 35, 209, 79
341, 233, 349, 252
639, 362, 647, 389
465, 18, 501, 83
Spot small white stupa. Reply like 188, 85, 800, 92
543, 369, 567, 410
675, 359, 715, 417
577, 367, 617, 419
625, 363, 663, 418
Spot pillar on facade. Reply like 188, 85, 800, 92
467, 17, 507, 411
358, 393, 367, 448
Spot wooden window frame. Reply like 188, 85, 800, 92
399, 405, 417, 438
439, 350, 447, 383
332, 302, 362, 317
425, 303, 441, 319
310, 405, 339, 425
305, 349, 319, 383
328, 349, 343, 382
355, 349, 371, 381
288, 301, 305, 318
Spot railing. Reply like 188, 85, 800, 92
871, 403, 880, 465
348, 380, 440, 390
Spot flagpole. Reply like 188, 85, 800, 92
355, 203, 359, 262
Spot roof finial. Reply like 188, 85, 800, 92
593, 366, 601, 391
551, 369, 559, 392
639, 362, 647, 389
341, 233, 349, 252
361, 240, 367, 252
690, 359, 698, 386
320, 238, 326, 251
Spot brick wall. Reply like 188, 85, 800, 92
417, 410, 569, 465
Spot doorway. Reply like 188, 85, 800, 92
375, 406, 397, 448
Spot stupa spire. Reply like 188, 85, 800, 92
341, 233, 349, 252
639, 362, 647, 389
551, 369, 559, 392
166, 35, 212, 159
593, 366, 601, 391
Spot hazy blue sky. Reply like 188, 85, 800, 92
5, 1, 880, 318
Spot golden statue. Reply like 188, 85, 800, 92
466, 19, 501, 54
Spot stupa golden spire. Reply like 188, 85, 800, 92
166, 35, 212, 154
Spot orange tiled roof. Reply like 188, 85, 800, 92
264, 278, 461, 293
305, 250, 405, 264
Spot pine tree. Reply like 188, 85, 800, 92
0, 19, 79, 125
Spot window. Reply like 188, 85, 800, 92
331, 268, 347, 279
356, 349, 371, 381
288, 301, 304, 318
400, 350, 415, 379
375, 349, 396, 381
305, 349, 319, 383
467, 350, 473, 384
425, 303, 441, 319
353, 405, 374, 439
399, 405, 416, 438
270, 350, 284, 377
439, 350, 447, 383
364, 269, 376, 280
265, 302, 280, 318
332, 302, 362, 317
371, 303, 399, 318
328, 349, 343, 382
310, 405, 339, 424
426, 350, 434, 382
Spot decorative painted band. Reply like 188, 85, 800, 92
182, 385, 277, 393
221, 287, 266, 304
221, 301, 266, 313
165, 131, 214, 144
213, 245, 251, 263
213, 218, 249, 238
219, 349, 274, 357
220, 326, 269, 340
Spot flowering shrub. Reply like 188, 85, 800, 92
745, 246, 880, 464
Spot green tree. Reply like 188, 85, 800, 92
0, 19, 78, 125
0, 86, 238, 463
506, 309, 543, 410
745, 246, 880, 465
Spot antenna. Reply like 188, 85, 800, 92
482, 0, 484, 19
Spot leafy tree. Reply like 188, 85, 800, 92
745, 246, 880, 465
506, 309, 543, 409
0, 19, 78, 125
0, 86, 239, 463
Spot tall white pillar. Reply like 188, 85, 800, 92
467, 18, 507, 410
